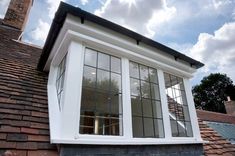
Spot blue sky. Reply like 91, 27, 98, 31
1, 0, 235, 86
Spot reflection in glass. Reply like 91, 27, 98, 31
111, 56, 121, 73
129, 61, 139, 78
149, 68, 158, 84
141, 81, 151, 99
130, 61, 164, 138
80, 48, 123, 136
140, 65, 149, 81
56, 55, 67, 111
142, 99, 152, 117
130, 78, 140, 97
132, 117, 143, 137
85, 48, 97, 67
98, 53, 110, 70
83, 66, 96, 88
97, 69, 110, 91
144, 118, 154, 137
131, 96, 142, 116
151, 84, 160, 100
164, 73, 193, 137
111, 73, 121, 93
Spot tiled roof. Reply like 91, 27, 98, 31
0, 25, 58, 155
206, 121, 235, 144
198, 119, 235, 156
197, 109, 235, 124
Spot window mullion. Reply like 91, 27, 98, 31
183, 78, 201, 140
157, 69, 171, 139
122, 58, 133, 138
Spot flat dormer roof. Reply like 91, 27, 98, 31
37, 2, 204, 71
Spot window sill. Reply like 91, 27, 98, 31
51, 137, 205, 145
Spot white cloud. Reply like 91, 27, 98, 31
0, 0, 10, 19
46, 0, 66, 19
190, 21, 235, 82
94, 0, 176, 38
31, 19, 50, 42
81, 0, 89, 5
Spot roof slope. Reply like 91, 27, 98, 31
197, 110, 235, 124
37, 2, 204, 71
199, 119, 235, 156
197, 110, 235, 155
0, 25, 58, 155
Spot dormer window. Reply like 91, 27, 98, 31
44, 11, 203, 145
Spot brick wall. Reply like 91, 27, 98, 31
60, 144, 203, 156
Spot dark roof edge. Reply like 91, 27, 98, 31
37, 2, 204, 71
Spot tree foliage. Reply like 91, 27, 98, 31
192, 73, 235, 113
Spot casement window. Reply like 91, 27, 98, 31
56, 55, 67, 110
164, 73, 192, 137
129, 61, 164, 138
80, 49, 123, 136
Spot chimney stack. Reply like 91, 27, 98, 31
225, 96, 235, 116
2, 0, 33, 32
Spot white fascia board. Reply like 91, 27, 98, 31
44, 14, 197, 77
51, 137, 205, 145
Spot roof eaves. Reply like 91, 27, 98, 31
37, 2, 204, 71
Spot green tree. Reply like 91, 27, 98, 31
192, 73, 235, 113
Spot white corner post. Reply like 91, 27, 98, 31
122, 58, 133, 138
183, 78, 202, 141
158, 69, 172, 139
61, 41, 85, 139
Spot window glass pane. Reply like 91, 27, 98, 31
56, 55, 67, 111
97, 69, 110, 91
178, 122, 187, 137
129, 61, 139, 78
83, 66, 96, 88
141, 80, 150, 99
80, 111, 95, 134
164, 72, 192, 137
132, 117, 143, 137
186, 122, 193, 137
151, 84, 160, 100
85, 48, 97, 67
183, 106, 190, 121
130, 61, 164, 138
140, 65, 149, 81
96, 91, 110, 114
170, 119, 178, 137
111, 56, 121, 73
81, 88, 96, 111
142, 99, 152, 117
111, 73, 121, 93
152, 100, 162, 118
130, 78, 140, 97
111, 94, 122, 115
80, 49, 122, 136
131, 96, 142, 116
144, 118, 154, 137
149, 68, 158, 84
154, 119, 164, 138
98, 53, 110, 70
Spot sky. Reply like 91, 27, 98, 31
0, 0, 235, 86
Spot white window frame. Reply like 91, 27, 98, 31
47, 15, 203, 145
